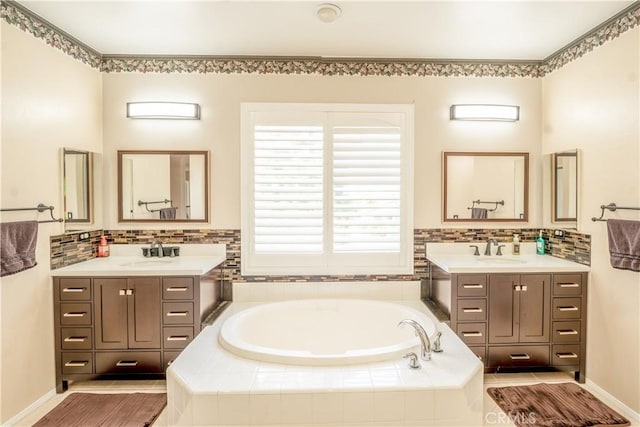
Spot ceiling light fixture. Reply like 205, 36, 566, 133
316, 3, 342, 23
450, 104, 520, 122
126, 102, 201, 120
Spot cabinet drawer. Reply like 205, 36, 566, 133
163, 327, 194, 349
60, 303, 92, 325
553, 274, 583, 296
164, 351, 182, 370
552, 321, 581, 343
61, 327, 93, 350
95, 351, 162, 374
62, 352, 93, 374
553, 298, 582, 319
488, 345, 550, 368
59, 278, 92, 301
457, 299, 487, 321
457, 275, 487, 297
456, 323, 487, 344
162, 278, 194, 300
163, 302, 194, 325
552, 344, 581, 366
468, 346, 486, 363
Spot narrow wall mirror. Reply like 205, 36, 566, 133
62, 148, 102, 232
443, 152, 529, 222
118, 150, 209, 222
552, 150, 578, 223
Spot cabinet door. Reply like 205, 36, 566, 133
518, 274, 550, 343
488, 274, 519, 344
127, 277, 161, 349
94, 278, 128, 349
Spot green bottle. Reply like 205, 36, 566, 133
536, 231, 545, 255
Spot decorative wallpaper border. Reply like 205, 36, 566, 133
1, 0, 101, 69
3, 0, 638, 77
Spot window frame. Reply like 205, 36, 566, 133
241, 103, 414, 276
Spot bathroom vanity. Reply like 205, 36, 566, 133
426, 243, 589, 382
50, 244, 225, 392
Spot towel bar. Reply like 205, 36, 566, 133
0, 203, 63, 223
591, 203, 640, 222
467, 199, 505, 211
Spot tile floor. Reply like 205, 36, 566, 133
13, 372, 637, 426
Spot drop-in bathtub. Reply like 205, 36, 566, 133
219, 299, 436, 366
167, 281, 484, 426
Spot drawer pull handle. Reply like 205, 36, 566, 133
167, 336, 189, 341
63, 312, 86, 317
556, 352, 578, 359
167, 311, 189, 317
462, 308, 483, 313
65, 361, 88, 367
463, 284, 483, 289
462, 332, 483, 337
558, 306, 579, 311
166, 287, 188, 292
509, 353, 531, 360
116, 360, 139, 367
559, 283, 580, 288
64, 336, 87, 342
62, 287, 86, 293
557, 330, 578, 335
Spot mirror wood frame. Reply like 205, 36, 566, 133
63, 148, 92, 224
117, 150, 210, 223
442, 151, 529, 223
552, 151, 578, 223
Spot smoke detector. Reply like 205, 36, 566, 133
316, 3, 342, 23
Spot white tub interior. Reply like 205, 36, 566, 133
219, 298, 436, 365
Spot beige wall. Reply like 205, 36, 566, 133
0, 23, 102, 423
102, 73, 542, 229
542, 27, 640, 412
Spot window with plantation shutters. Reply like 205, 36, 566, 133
242, 104, 414, 275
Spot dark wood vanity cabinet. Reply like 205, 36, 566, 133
448, 271, 587, 382
53, 275, 211, 392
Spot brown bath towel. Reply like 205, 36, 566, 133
607, 219, 640, 272
471, 207, 488, 219
1, 220, 38, 277
159, 207, 177, 219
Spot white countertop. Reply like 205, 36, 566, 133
426, 242, 590, 273
51, 244, 226, 277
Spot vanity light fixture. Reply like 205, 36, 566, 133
126, 102, 201, 120
450, 104, 520, 122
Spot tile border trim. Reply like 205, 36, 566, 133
2, 0, 638, 77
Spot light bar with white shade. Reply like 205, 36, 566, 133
450, 104, 519, 122
126, 102, 200, 120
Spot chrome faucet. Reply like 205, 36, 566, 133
150, 241, 164, 257
484, 239, 498, 256
398, 319, 432, 361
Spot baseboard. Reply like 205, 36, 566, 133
2, 387, 56, 426
586, 379, 640, 425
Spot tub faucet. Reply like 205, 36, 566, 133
484, 239, 498, 256
398, 319, 432, 361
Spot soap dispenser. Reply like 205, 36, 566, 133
98, 235, 110, 258
512, 234, 520, 255
536, 231, 545, 255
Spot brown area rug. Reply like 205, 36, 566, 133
487, 383, 630, 427
32, 393, 167, 427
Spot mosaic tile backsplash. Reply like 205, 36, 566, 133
51, 228, 591, 283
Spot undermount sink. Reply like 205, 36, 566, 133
475, 257, 526, 264
118, 259, 175, 267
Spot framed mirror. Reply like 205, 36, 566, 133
552, 150, 578, 223
443, 152, 529, 222
118, 150, 209, 222
63, 148, 91, 223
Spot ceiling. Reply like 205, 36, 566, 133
19, 1, 636, 60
